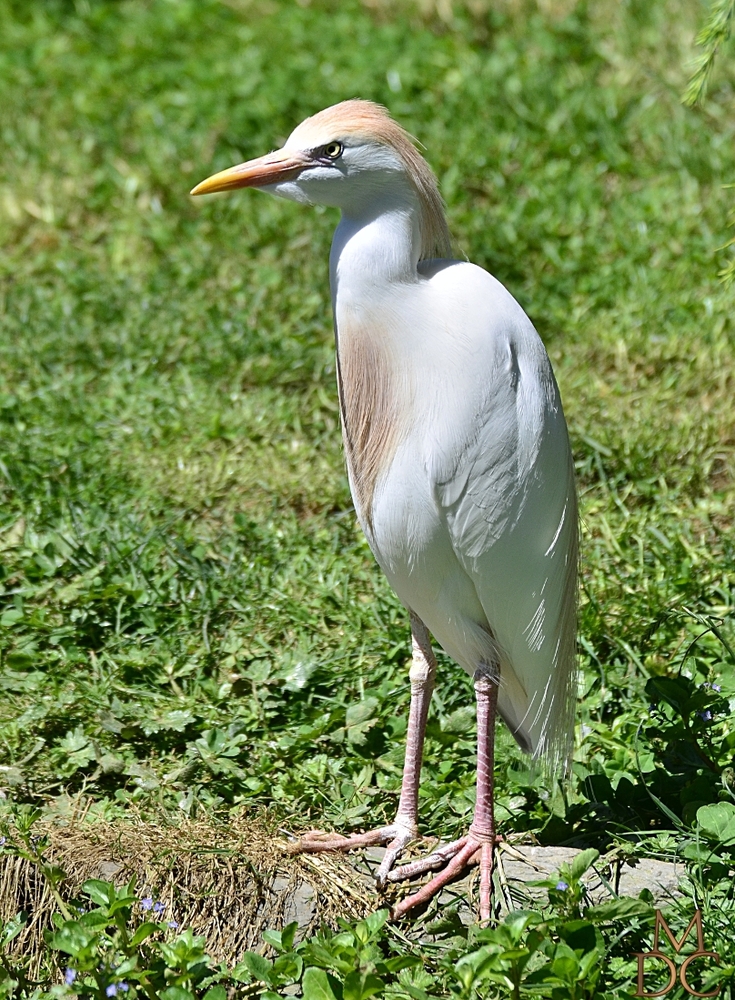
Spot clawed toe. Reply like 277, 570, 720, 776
288, 821, 420, 884
386, 835, 469, 882
390, 832, 499, 922
291, 826, 394, 854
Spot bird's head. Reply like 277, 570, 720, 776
191, 100, 451, 260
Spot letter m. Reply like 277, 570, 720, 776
653, 910, 706, 955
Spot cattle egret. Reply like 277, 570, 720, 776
191, 100, 577, 921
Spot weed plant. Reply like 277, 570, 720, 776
0, 0, 734, 996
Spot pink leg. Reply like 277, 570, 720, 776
291, 612, 436, 883
391, 668, 498, 922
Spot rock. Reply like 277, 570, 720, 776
610, 856, 682, 903
95, 860, 123, 879
273, 877, 317, 926
497, 844, 682, 910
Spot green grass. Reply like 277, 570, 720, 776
1, 0, 734, 994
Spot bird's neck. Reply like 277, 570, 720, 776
330, 191, 422, 302
328, 191, 423, 529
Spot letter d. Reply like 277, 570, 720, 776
633, 952, 677, 997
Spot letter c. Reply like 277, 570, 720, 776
680, 952, 721, 997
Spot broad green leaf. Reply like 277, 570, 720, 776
113, 958, 138, 977
282, 656, 318, 691
551, 953, 580, 981
456, 943, 506, 978
646, 677, 691, 713
262, 928, 283, 952
160, 988, 196, 1000
440, 706, 476, 734
681, 839, 717, 862
343, 971, 384, 1000
125, 762, 161, 790
56, 726, 95, 771
383, 956, 422, 974
301, 941, 354, 976
302, 967, 342, 1000
281, 921, 298, 952
395, 986, 432, 1000
578, 946, 604, 980
107, 898, 135, 917
202, 988, 227, 1000
697, 802, 735, 845
142, 709, 196, 736
81, 880, 114, 907
559, 919, 602, 954
45, 922, 99, 956
238, 951, 273, 984
586, 898, 653, 922
345, 698, 379, 727
503, 910, 542, 940
1, 912, 27, 947
363, 909, 389, 936
346, 719, 376, 746
130, 921, 159, 946
272, 954, 303, 984
570, 849, 599, 880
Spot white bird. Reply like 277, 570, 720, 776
192, 100, 577, 921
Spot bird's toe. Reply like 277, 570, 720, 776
374, 823, 421, 886
288, 823, 413, 857
388, 832, 501, 920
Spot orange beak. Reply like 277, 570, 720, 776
190, 149, 312, 196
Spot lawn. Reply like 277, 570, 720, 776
0, 0, 734, 996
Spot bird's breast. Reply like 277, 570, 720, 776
335, 314, 414, 529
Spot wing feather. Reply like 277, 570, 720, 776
427, 271, 577, 767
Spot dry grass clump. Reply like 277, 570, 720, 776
0, 815, 372, 972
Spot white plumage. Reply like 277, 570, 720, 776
192, 100, 577, 920
342, 259, 577, 759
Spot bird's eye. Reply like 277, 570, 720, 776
323, 141, 343, 160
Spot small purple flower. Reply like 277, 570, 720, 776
64, 968, 77, 986
106, 986, 117, 997
118, 985, 129, 993
0, 836, 6, 847
140, 897, 153, 911
153, 901, 165, 916
713, 684, 721, 692
698, 710, 713, 722
555, 880, 569, 891
167, 920, 179, 929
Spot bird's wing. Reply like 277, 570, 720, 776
425, 263, 577, 766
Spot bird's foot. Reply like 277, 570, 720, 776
290, 820, 419, 886
388, 825, 500, 922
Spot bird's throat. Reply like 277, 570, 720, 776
331, 197, 423, 290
